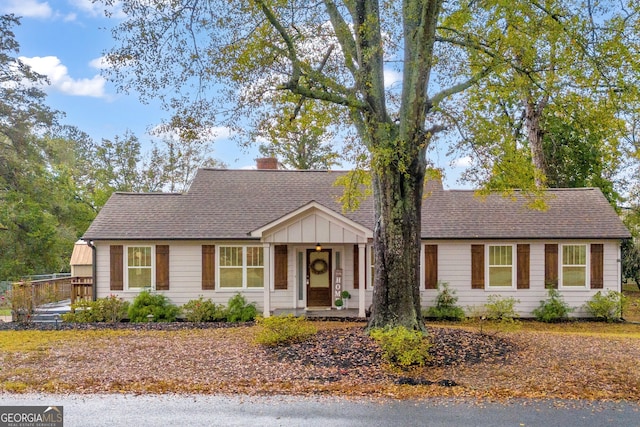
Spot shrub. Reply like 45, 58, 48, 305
484, 295, 520, 322
532, 289, 573, 322
128, 290, 180, 322
94, 295, 129, 323
255, 314, 318, 346
424, 282, 465, 321
182, 297, 226, 322
369, 326, 432, 368
61, 299, 95, 323
584, 290, 627, 322
226, 293, 257, 322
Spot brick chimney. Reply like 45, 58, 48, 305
256, 157, 278, 170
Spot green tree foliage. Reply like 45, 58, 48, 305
96, 1, 639, 330
0, 15, 96, 279
153, 137, 226, 193
448, 1, 638, 197
256, 98, 341, 170
89, 131, 226, 207
257, 123, 340, 170
622, 208, 640, 287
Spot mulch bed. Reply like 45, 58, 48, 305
268, 326, 517, 369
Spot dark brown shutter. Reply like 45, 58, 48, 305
155, 245, 170, 290
424, 245, 438, 289
517, 244, 530, 289
353, 245, 359, 289
545, 244, 558, 289
110, 245, 123, 291
202, 245, 216, 290
274, 245, 288, 290
471, 244, 484, 289
590, 244, 604, 289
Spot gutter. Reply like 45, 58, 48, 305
85, 240, 97, 301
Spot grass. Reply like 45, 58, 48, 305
0, 329, 134, 352
623, 282, 640, 322
0, 308, 10, 316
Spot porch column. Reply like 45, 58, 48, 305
263, 243, 271, 317
358, 243, 366, 318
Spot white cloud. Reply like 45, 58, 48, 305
452, 156, 472, 168
69, 0, 126, 19
63, 12, 77, 22
384, 69, 402, 89
89, 56, 110, 70
150, 125, 234, 143
202, 126, 233, 142
19, 56, 106, 98
0, 0, 52, 18
68, 0, 102, 17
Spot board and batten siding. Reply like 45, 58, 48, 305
419, 240, 622, 318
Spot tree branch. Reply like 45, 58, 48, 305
429, 65, 495, 108
254, 0, 302, 85
323, 0, 359, 76
290, 44, 335, 122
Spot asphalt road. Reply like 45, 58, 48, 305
1, 394, 639, 427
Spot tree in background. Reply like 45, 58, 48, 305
156, 137, 227, 193
0, 15, 91, 279
89, 131, 226, 201
0, 14, 226, 281
98, 1, 640, 329
257, 105, 341, 170
447, 1, 637, 200
622, 231, 640, 289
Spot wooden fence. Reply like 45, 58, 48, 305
71, 277, 93, 303
11, 276, 93, 314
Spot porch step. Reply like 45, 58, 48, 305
30, 299, 71, 323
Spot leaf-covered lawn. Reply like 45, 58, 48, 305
0, 321, 639, 400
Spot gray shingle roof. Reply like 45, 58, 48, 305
83, 169, 373, 240
82, 168, 630, 241
422, 187, 631, 239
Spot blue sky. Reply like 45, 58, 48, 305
2, 0, 469, 184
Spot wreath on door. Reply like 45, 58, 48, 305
310, 258, 328, 275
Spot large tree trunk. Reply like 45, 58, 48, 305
367, 145, 426, 331
525, 97, 548, 186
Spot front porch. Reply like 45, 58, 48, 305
253, 201, 373, 319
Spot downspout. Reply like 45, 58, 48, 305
86, 240, 97, 301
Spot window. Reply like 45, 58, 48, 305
127, 246, 153, 289
561, 244, 587, 287
219, 246, 264, 289
488, 245, 513, 287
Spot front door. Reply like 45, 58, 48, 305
307, 249, 332, 307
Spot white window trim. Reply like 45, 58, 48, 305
124, 245, 155, 291
368, 244, 374, 290
486, 244, 516, 290
217, 245, 265, 290
559, 243, 590, 290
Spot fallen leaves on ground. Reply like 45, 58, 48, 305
0, 321, 639, 401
